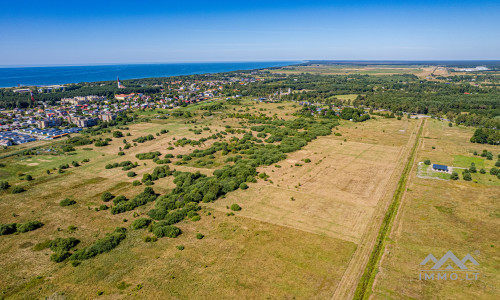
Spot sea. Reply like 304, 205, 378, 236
0, 61, 300, 88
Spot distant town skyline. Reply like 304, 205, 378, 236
1, 0, 499, 66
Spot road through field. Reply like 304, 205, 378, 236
331, 119, 424, 300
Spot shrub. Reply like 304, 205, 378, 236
462, 170, 472, 181
70, 227, 126, 261
118, 152, 125, 156
49, 237, 80, 252
303, 158, 311, 163
176, 245, 185, 250
496, 161, 500, 167
60, 198, 76, 207
99, 205, 109, 211
101, 192, 114, 202
144, 236, 158, 242
196, 233, 204, 239
113, 131, 123, 138
490, 168, 499, 176
0, 223, 18, 235
152, 223, 181, 238
132, 180, 142, 186
16, 221, 44, 233
111, 187, 157, 214
131, 218, 151, 230
25, 174, 33, 181
424, 160, 431, 165
51, 251, 71, 262
11, 186, 25, 194
450, 171, 459, 180
0, 181, 9, 190
239, 182, 248, 190
230, 204, 242, 211
127, 171, 136, 177
480, 168, 486, 174
191, 215, 201, 221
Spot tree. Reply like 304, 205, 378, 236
462, 170, 472, 181
469, 163, 477, 173
450, 171, 459, 180
101, 192, 114, 202
424, 160, 431, 165
480, 168, 486, 174
486, 152, 493, 160
113, 131, 124, 138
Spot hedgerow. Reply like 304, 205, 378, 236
70, 227, 126, 261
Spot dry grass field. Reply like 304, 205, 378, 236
0, 100, 387, 299
210, 118, 414, 244
371, 119, 500, 299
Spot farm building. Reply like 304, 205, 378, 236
432, 164, 449, 172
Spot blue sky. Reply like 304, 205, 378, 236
1, 0, 499, 65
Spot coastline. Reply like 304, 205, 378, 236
0, 61, 301, 88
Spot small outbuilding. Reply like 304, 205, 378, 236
432, 164, 449, 172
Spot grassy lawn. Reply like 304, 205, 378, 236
453, 155, 485, 168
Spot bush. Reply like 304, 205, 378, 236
16, 221, 44, 233
176, 245, 185, 250
490, 168, 499, 176
49, 237, 80, 252
118, 152, 125, 156
51, 251, 71, 262
191, 215, 201, 221
462, 170, 472, 181
230, 204, 242, 211
239, 182, 248, 190
304, 158, 311, 163
60, 198, 76, 207
11, 186, 25, 194
99, 205, 109, 211
196, 233, 204, 239
450, 171, 459, 180
424, 160, 431, 165
113, 131, 124, 138
0, 181, 9, 190
0, 223, 17, 235
152, 223, 181, 238
495, 161, 500, 167
144, 236, 158, 242
132, 180, 142, 186
131, 218, 151, 230
127, 171, 136, 177
25, 174, 33, 181
480, 168, 486, 174
70, 227, 126, 261
101, 192, 114, 202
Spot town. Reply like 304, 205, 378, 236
0, 75, 264, 147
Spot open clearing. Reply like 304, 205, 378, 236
371, 119, 500, 299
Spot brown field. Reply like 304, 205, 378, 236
371, 119, 500, 299
0, 100, 362, 299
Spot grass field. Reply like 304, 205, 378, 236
0, 99, 373, 299
371, 119, 500, 299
